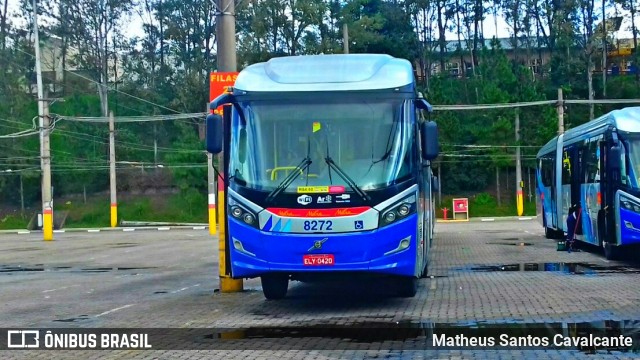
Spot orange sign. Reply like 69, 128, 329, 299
209, 72, 238, 114
266, 207, 370, 218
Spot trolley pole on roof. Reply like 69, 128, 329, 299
216, 0, 243, 293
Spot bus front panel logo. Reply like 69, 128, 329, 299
308, 238, 328, 251
297, 195, 312, 205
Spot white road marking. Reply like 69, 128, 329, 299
481, 218, 495, 222
43, 284, 80, 293
17, 231, 30, 234
88, 229, 100, 233
193, 226, 206, 230
95, 304, 135, 317
53, 230, 65, 233
518, 217, 533, 220
171, 284, 201, 294
158, 227, 170, 231
123, 228, 135, 232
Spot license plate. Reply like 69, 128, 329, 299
303, 254, 335, 266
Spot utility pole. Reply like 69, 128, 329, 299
216, 0, 242, 293
602, 0, 607, 97
557, 88, 564, 135
109, 111, 117, 227
515, 110, 523, 216
343, 23, 349, 54
207, 102, 217, 236
33, 0, 53, 241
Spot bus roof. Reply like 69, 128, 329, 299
233, 54, 415, 93
537, 106, 640, 157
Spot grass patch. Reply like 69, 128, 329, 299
59, 192, 207, 228
437, 193, 536, 218
0, 213, 30, 230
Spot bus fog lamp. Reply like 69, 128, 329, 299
231, 206, 243, 218
243, 213, 255, 224
233, 239, 242, 250
400, 238, 410, 249
397, 204, 410, 216
384, 212, 396, 223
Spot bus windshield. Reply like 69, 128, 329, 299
626, 135, 640, 189
228, 97, 414, 193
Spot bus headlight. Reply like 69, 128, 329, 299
397, 204, 411, 216
384, 212, 396, 223
231, 206, 243, 218
379, 194, 417, 227
243, 213, 255, 225
228, 197, 260, 229
620, 195, 640, 214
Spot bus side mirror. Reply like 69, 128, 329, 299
432, 176, 439, 192
206, 113, 223, 154
609, 145, 621, 171
421, 121, 439, 161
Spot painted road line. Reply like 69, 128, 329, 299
481, 218, 495, 222
17, 231, 30, 234
429, 278, 437, 290
158, 227, 171, 231
193, 226, 206, 230
123, 228, 135, 232
518, 217, 533, 220
53, 230, 65, 233
87, 229, 100, 233
171, 284, 201, 294
43, 284, 80, 293
95, 304, 135, 318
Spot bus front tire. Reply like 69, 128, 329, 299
397, 277, 418, 297
603, 242, 619, 260
260, 274, 288, 300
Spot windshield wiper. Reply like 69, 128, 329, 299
324, 156, 370, 203
265, 157, 312, 204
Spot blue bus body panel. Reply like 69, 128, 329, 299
228, 214, 418, 278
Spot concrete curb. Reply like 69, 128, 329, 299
0, 225, 210, 235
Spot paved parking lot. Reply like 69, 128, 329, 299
1, 220, 639, 358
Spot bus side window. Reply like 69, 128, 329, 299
620, 143, 629, 186
562, 150, 572, 185
583, 141, 599, 183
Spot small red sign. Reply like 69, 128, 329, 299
267, 207, 370, 218
453, 198, 468, 212
303, 254, 335, 266
328, 186, 345, 194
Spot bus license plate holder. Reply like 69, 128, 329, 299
303, 254, 335, 266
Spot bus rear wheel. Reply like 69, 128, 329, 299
397, 277, 418, 297
260, 274, 289, 300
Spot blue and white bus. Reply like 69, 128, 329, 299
206, 54, 439, 299
536, 107, 640, 259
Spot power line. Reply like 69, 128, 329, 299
12, 47, 185, 115
55, 113, 206, 123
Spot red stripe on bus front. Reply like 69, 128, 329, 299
267, 207, 370, 217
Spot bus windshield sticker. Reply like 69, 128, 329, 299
297, 185, 346, 194
313, 122, 321, 133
